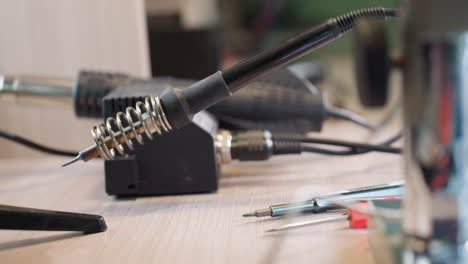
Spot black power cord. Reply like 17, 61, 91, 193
284, 133, 401, 155
0, 129, 78, 157
228, 130, 401, 162
326, 106, 376, 131
299, 132, 402, 156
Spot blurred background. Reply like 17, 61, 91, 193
0, 0, 399, 158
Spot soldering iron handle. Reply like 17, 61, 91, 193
161, 22, 341, 130
223, 7, 398, 92
161, 71, 231, 129
221, 21, 342, 92
160, 8, 397, 130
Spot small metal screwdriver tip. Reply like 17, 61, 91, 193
62, 154, 82, 167
242, 212, 256, 217
242, 208, 272, 217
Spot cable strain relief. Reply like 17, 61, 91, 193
272, 139, 302, 155
334, 7, 391, 34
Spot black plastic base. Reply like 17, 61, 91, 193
103, 82, 219, 196
104, 120, 219, 196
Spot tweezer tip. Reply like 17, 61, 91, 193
62, 155, 81, 167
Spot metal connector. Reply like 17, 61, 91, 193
214, 130, 233, 164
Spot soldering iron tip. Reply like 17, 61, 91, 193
62, 154, 82, 167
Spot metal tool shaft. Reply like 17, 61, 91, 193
266, 214, 349, 232
0, 75, 73, 97
243, 181, 404, 217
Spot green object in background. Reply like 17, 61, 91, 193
238, 0, 399, 57
280, 0, 398, 26
241, 0, 398, 25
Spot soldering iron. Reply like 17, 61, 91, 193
64, 7, 399, 166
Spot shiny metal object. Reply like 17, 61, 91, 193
243, 180, 404, 217
266, 214, 349, 232
0, 75, 73, 97
63, 96, 173, 166
402, 1, 468, 262
214, 130, 232, 164
91, 96, 172, 160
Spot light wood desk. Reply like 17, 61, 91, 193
0, 121, 402, 264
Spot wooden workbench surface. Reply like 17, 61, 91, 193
0, 121, 402, 264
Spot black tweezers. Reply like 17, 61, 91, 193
0, 205, 107, 234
